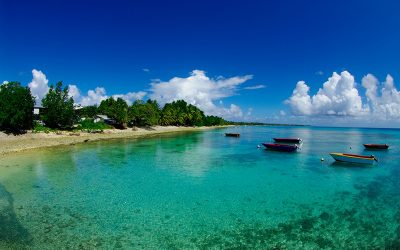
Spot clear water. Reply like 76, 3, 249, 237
0, 126, 399, 249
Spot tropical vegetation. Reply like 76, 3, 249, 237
0, 82, 35, 134
41, 82, 76, 129
0, 80, 234, 134
98, 97, 129, 128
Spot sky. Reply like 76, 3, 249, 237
1, 0, 400, 127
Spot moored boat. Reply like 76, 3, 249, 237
363, 144, 389, 150
273, 138, 302, 143
329, 153, 377, 164
225, 133, 240, 137
262, 143, 298, 152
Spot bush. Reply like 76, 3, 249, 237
78, 119, 111, 132
32, 121, 54, 133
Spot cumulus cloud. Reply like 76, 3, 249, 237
243, 84, 266, 90
79, 87, 107, 106
68, 84, 81, 101
70, 86, 146, 106
149, 70, 252, 119
2, 81, 9, 85
362, 74, 400, 119
286, 81, 313, 115
286, 71, 400, 124
24, 69, 145, 106
113, 91, 147, 105
286, 71, 368, 116
28, 69, 49, 105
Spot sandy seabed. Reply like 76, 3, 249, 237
0, 126, 227, 156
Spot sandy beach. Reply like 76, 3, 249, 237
0, 126, 228, 156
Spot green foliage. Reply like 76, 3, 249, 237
128, 99, 160, 126
203, 115, 228, 126
98, 97, 128, 128
78, 119, 111, 132
32, 121, 54, 133
41, 82, 76, 129
0, 82, 35, 134
186, 104, 205, 126
98, 97, 115, 118
159, 100, 207, 126
80, 105, 98, 118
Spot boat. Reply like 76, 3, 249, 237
225, 133, 240, 137
329, 153, 377, 164
262, 143, 298, 152
273, 138, 302, 144
363, 144, 389, 150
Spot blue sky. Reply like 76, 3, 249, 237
1, 0, 400, 126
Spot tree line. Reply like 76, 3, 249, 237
0, 81, 230, 134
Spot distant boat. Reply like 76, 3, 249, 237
363, 144, 389, 150
273, 138, 302, 143
262, 143, 298, 152
330, 153, 377, 164
225, 133, 240, 137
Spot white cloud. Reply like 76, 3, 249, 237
149, 70, 252, 119
244, 84, 266, 90
142, 68, 150, 72
70, 85, 146, 106
285, 81, 312, 115
24, 69, 146, 106
68, 84, 81, 101
80, 87, 107, 106
28, 69, 49, 105
2, 81, 9, 85
362, 74, 400, 119
315, 70, 324, 76
113, 91, 147, 105
286, 71, 400, 126
286, 71, 368, 116
280, 110, 286, 116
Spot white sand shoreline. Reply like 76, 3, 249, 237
0, 126, 230, 156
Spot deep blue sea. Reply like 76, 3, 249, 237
1, 126, 399, 249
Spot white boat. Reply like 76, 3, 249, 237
329, 153, 377, 165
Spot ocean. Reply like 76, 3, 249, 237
0, 126, 399, 249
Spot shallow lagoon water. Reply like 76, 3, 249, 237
0, 126, 400, 249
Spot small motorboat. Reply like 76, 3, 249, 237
329, 153, 377, 164
273, 138, 302, 144
262, 143, 298, 152
225, 133, 240, 137
363, 144, 389, 150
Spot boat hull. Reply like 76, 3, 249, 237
262, 143, 298, 152
363, 144, 389, 150
225, 133, 240, 137
273, 138, 302, 143
330, 153, 376, 164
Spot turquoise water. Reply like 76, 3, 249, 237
0, 126, 399, 249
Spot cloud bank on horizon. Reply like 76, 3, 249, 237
12, 68, 400, 125
286, 71, 400, 121
25, 69, 256, 120
149, 70, 252, 118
